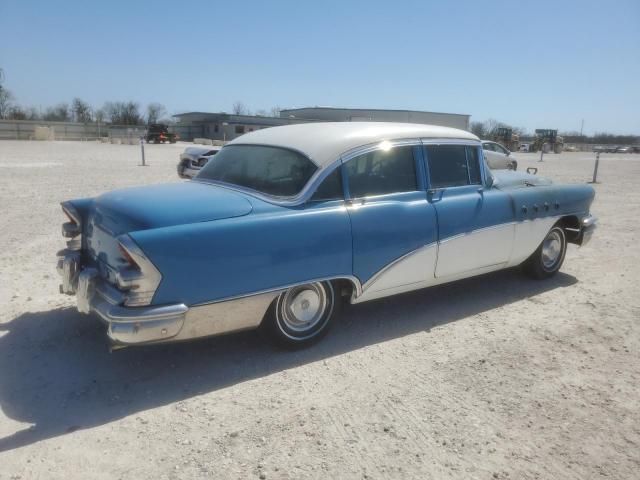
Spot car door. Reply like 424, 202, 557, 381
424, 142, 515, 278
343, 142, 438, 298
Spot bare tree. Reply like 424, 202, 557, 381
269, 106, 281, 117
72, 98, 92, 123
121, 101, 142, 125
0, 69, 13, 119
43, 103, 71, 121
25, 106, 40, 120
146, 102, 167, 124
232, 101, 248, 115
94, 108, 105, 124
470, 121, 486, 138
0, 88, 13, 119
7, 105, 27, 120
103, 101, 142, 125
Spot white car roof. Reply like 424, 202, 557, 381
227, 122, 478, 167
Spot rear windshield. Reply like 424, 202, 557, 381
196, 145, 317, 197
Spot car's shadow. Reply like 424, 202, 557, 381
0, 269, 577, 452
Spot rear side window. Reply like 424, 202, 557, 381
345, 145, 417, 198
197, 145, 317, 197
311, 168, 343, 201
426, 145, 482, 188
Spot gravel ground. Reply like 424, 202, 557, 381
0, 140, 638, 479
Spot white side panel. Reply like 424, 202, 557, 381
507, 217, 559, 266
436, 223, 515, 278
352, 261, 506, 304
364, 244, 437, 294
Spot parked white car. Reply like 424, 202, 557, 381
177, 146, 222, 179
482, 141, 518, 170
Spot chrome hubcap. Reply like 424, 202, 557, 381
280, 283, 327, 332
542, 230, 563, 269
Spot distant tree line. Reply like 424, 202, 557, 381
472, 118, 638, 145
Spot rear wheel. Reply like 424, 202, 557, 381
522, 225, 567, 279
263, 281, 337, 348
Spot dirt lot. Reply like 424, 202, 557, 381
0, 141, 638, 479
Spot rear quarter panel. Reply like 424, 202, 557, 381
129, 200, 353, 306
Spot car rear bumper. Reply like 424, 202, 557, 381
57, 251, 275, 348
57, 253, 188, 345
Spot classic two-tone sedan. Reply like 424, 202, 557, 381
57, 123, 596, 348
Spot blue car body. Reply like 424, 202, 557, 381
57, 123, 596, 347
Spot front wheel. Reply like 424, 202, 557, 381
522, 225, 567, 279
263, 281, 337, 348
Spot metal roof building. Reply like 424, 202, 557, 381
280, 107, 470, 131
173, 107, 470, 142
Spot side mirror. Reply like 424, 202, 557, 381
485, 174, 494, 189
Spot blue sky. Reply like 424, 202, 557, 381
1, 0, 638, 134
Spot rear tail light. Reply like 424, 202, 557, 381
60, 202, 82, 249
118, 243, 138, 268
115, 235, 162, 307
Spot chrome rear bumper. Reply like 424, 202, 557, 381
57, 251, 274, 348
57, 253, 188, 346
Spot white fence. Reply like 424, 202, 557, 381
0, 119, 153, 141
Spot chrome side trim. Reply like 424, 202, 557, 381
361, 242, 437, 292
193, 274, 363, 308
438, 221, 519, 245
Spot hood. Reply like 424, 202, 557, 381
183, 146, 220, 156
92, 182, 252, 235
492, 170, 553, 189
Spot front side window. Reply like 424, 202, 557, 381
197, 145, 317, 197
345, 145, 417, 198
426, 145, 482, 189
494, 144, 509, 155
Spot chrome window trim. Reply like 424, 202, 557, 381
340, 139, 423, 201
192, 274, 363, 308
421, 140, 487, 191
340, 138, 422, 163
193, 142, 325, 207
192, 138, 478, 207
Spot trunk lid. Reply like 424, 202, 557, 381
83, 182, 252, 272
90, 182, 252, 236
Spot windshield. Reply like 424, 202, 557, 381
196, 145, 318, 197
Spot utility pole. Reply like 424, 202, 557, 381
580, 119, 584, 138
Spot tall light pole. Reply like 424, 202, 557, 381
222, 122, 228, 143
